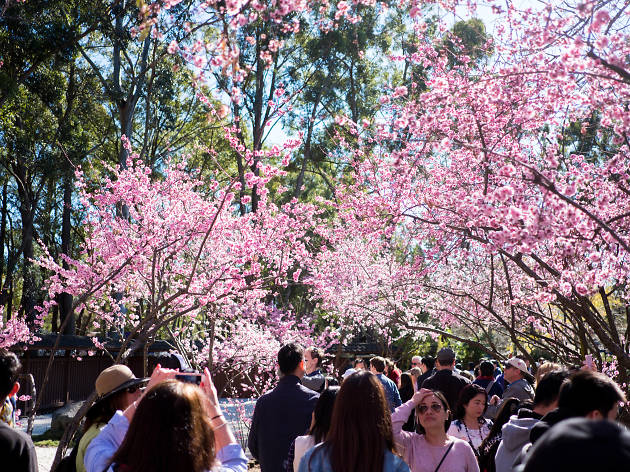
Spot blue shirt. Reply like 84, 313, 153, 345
298, 444, 410, 472
376, 373, 402, 412
473, 377, 504, 399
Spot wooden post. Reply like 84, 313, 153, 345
63, 349, 71, 404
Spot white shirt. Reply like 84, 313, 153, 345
293, 435, 316, 472
447, 419, 492, 450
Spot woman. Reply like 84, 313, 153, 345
398, 373, 415, 432
477, 398, 519, 472
286, 386, 340, 471
447, 384, 493, 455
299, 371, 409, 472
84, 366, 247, 472
76, 364, 146, 472
392, 388, 479, 472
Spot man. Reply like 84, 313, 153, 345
494, 370, 569, 472
421, 347, 470, 411
516, 417, 630, 472
506, 369, 626, 471
0, 350, 37, 472
411, 355, 422, 370
528, 369, 626, 444
353, 358, 365, 370
416, 355, 435, 389
488, 357, 535, 415
248, 343, 319, 472
301, 346, 326, 393
369, 356, 401, 412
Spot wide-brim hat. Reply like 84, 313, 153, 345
94, 364, 148, 403
506, 357, 535, 383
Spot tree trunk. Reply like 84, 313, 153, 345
294, 91, 322, 200
0, 181, 6, 285
14, 158, 39, 325
59, 170, 75, 334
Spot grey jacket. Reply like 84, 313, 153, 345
494, 416, 539, 472
301, 369, 325, 393
503, 378, 534, 403
487, 378, 534, 418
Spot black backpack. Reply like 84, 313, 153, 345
51, 440, 79, 472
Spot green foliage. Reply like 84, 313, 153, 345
441, 18, 492, 68
32, 427, 63, 444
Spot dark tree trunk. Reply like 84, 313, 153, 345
14, 159, 39, 325
59, 171, 75, 334
0, 181, 7, 286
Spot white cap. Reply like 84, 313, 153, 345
506, 357, 534, 382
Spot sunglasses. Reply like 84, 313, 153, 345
126, 385, 142, 394
418, 403, 443, 414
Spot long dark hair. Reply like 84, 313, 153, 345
108, 380, 215, 472
399, 372, 413, 391
310, 371, 396, 472
398, 372, 414, 403
483, 397, 519, 442
309, 386, 340, 444
454, 383, 488, 421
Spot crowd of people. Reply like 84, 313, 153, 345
248, 344, 630, 472
0, 344, 629, 472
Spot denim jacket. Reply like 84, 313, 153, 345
298, 444, 410, 472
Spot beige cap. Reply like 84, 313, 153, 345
95, 364, 146, 400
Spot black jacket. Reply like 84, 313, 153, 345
248, 375, 319, 472
417, 369, 434, 390
421, 369, 471, 411
0, 422, 38, 472
529, 407, 574, 444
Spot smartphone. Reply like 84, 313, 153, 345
585, 354, 594, 369
175, 372, 203, 385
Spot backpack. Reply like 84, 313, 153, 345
52, 445, 78, 472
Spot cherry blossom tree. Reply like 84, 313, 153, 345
0, 307, 34, 348
37, 134, 325, 362
38, 131, 333, 466
5, 2, 629, 459
317, 0, 630, 379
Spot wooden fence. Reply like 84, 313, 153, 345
17, 354, 160, 413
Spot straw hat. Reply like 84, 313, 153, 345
95, 365, 147, 402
